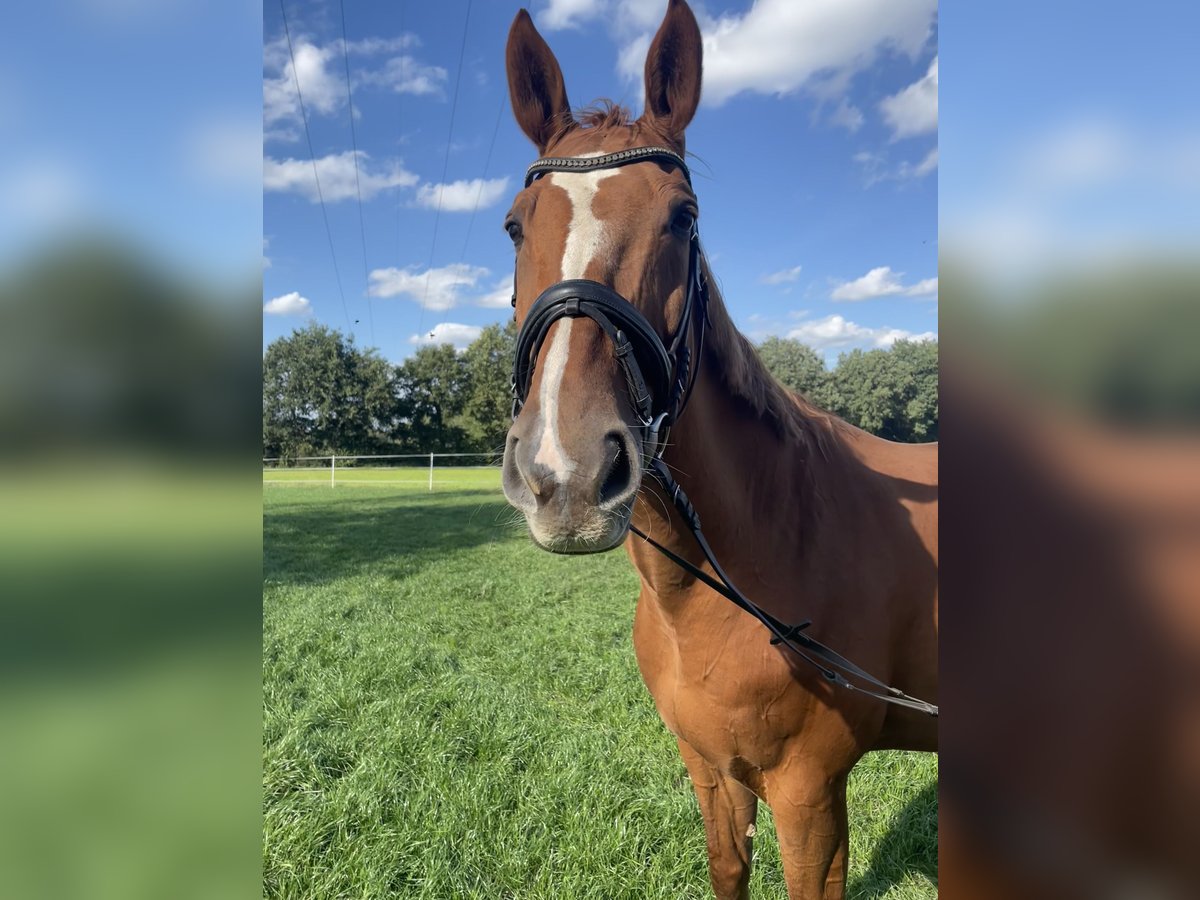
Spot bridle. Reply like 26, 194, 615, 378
510, 146, 707, 461
508, 147, 938, 718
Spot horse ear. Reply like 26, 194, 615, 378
641, 0, 703, 146
506, 9, 575, 153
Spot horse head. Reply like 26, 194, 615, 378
501, 0, 704, 553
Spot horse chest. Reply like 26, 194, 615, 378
632, 601, 799, 770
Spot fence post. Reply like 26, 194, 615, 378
331, 454, 336, 488
428, 452, 435, 493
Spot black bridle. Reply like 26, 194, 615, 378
509, 147, 938, 718
512, 146, 707, 460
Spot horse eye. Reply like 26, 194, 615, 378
505, 220, 523, 244
671, 209, 696, 236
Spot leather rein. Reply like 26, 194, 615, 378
511, 146, 938, 718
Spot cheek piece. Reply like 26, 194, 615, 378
510, 146, 709, 461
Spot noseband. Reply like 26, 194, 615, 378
510, 146, 708, 459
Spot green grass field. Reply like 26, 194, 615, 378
263, 478, 936, 899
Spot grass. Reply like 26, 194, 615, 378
263, 477, 937, 899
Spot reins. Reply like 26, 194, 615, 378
512, 147, 938, 719
632, 459, 939, 717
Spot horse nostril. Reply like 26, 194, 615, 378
598, 432, 635, 506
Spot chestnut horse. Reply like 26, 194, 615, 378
500, 3, 938, 897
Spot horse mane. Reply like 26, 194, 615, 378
699, 255, 848, 460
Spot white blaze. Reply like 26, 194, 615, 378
533, 317, 573, 474
551, 161, 618, 280
533, 157, 617, 477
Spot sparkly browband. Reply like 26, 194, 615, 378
524, 146, 691, 188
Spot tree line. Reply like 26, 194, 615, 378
262, 323, 938, 459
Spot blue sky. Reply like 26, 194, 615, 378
0, 0, 262, 283
263, 0, 938, 365
940, 0, 1200, 285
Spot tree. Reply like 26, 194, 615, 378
394, 344, 470, 451
822, 339, 938, 442
757, 336, 828, 400
457, 320, 517, 452
0, 237, 256, 459
262, 324, 397, 458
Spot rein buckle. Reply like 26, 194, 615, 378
645, 412, 670, 461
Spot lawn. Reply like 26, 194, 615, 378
263, 479, 937, 899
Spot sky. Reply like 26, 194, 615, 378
262, 0, 939, 365
0, 0, 262, 284
4, 0, 1194, 366
939, 0, 1200, 286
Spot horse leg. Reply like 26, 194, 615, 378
678, 738, 759, 900
769, 771, 849, 900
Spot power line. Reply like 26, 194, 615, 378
395, 0, 406, 279
457, 92, 508, 264
279, 0, 354, 335
338, 0, 375, 347
417, 0, 473, 335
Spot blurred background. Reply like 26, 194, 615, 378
941, 1, 1199, 897
0, 0, 262, 897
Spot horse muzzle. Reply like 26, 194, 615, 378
502, 416, 641, 554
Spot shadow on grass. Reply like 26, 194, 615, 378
264, 492, 524, 586
849, 780, 938, 899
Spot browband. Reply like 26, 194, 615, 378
525, 146, 691, 188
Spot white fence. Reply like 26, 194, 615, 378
263, 452, 503, 491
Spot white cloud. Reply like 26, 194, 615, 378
829, 98, 864, 133
356, 55, 447, 96
760, 265, 804, 285
410, 322, 483, 350
263, 291, 312, 317
368, 263, 489, 311
264, 34, 444, 139
831, 266, 938, 301
1, 159, 87, 225
342, 35, 419, 56
880, 57, 938, 140
476, 274, 515, 308
942, 117, 1200, 281
415, 177, 510, 212
263, 37, 342, 130
614, 0, 666, 33
1017, 119, 1130, 190
618, 0, 935, 107
901, 146, 939, 179
264, 151, 417, 202
854, 145, 937, 185
616, 32, 654, 85
187, 119, 261, 188
539, 0, 607, 30
786, 314, 936, 351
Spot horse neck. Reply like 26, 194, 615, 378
628, 344, 843, 615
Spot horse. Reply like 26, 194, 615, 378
499, 3, 938, 897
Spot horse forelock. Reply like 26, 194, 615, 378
543, 100, 681, 157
